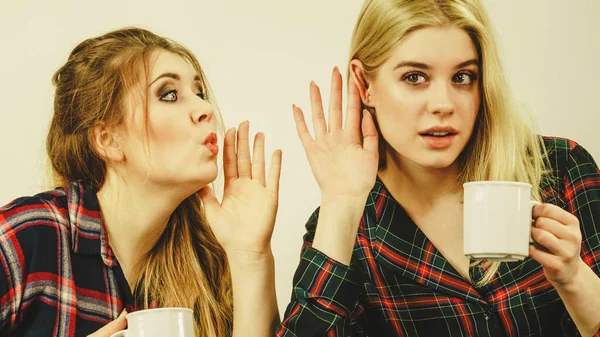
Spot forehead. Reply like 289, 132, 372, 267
148, 50, 198, 80
390, 25, 478, 66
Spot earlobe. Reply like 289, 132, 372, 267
92, 122, 125, 162
349, 59, 374, 108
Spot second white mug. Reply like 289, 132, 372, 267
463, 181, 539, 262
110, 307, 194, 337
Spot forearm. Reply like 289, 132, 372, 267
228, 250, 279, 337
311, 196, 368, 266
553, 260, 600, 337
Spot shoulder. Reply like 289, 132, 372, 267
0, 188, 72, 337
542, 136, 579, 165
542, 135, 597, 164
0, 187, 71, 277
0, 187, 70, 235
0, 187, 72, 284
541, 136, 598, 178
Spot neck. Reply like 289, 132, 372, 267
378, 150, 462, 211
96, 171, 191, 289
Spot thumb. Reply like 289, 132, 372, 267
361, 110, 379, 155
87, 310, 127, 337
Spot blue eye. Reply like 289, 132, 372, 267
161, 89, 178, 102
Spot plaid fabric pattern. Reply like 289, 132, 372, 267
0, 181, 136, 336
277, 137, 600, 337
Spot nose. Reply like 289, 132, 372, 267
190, 100, 214, 124
428, 82, 454, 116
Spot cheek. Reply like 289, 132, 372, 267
149, 124, 178, 143
374, 87, 421, 133
374, 79, 426, 113
460, 90, 481, 125
374, 109, 417, 150
147, 110, 186, 144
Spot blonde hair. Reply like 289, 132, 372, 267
47, 27, 232, 336
349, 0, 551, 285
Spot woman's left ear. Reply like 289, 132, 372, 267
91, 122, 125, 162
349, 59, 374, 108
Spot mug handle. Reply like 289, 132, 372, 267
529, 200, 542, 243
110, 330, 127, 337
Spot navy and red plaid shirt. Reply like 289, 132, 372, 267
277, 137, 600, 337
0, 181, 138, 336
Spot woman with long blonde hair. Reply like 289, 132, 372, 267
277, 0, 600, 336
0, 27, 280, 337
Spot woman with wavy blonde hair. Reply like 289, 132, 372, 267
277, 0, 600, 336
0, 27, 281, 337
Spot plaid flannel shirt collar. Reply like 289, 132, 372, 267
65, 181, 119, 267
368, 177, 486, 304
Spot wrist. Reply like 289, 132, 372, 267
312, 197, 366, 266
226, 248, 275, 272
550, 258, 587, 293
321, 192, 369, 207
318, 198, 366, 235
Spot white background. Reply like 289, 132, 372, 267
1, 0, 598, 315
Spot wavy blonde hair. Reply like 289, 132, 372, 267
349, 0, 551, 285
47, 27, 232, 336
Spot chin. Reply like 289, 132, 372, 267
191, 169, 219, 188
169, 168, 219, 193
415, 152, 461, 170
420, 161, 455, 170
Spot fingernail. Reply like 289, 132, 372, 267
333, 66, 339, 73
363, 109, 369, 117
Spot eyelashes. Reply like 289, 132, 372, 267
401, 70, 479, 86
196, 90, 208, 100
161, 89, 178, 102
452, 71, 478, 84
158, 88, 208, 102
403, 72, 427, 85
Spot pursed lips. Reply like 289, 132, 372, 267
202, 132, 218, 155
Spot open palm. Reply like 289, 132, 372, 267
200, 121, 282, 255
293, 67, 379, 200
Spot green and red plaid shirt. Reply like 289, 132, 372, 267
277, 137, 600, 337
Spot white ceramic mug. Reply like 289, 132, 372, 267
463, 181, 540, 262
110, 307, 194, 337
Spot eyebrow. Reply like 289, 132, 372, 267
149, 73, 202, 86
393, 59, 479, 70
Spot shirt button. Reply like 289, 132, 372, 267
483, 308, 493, 321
